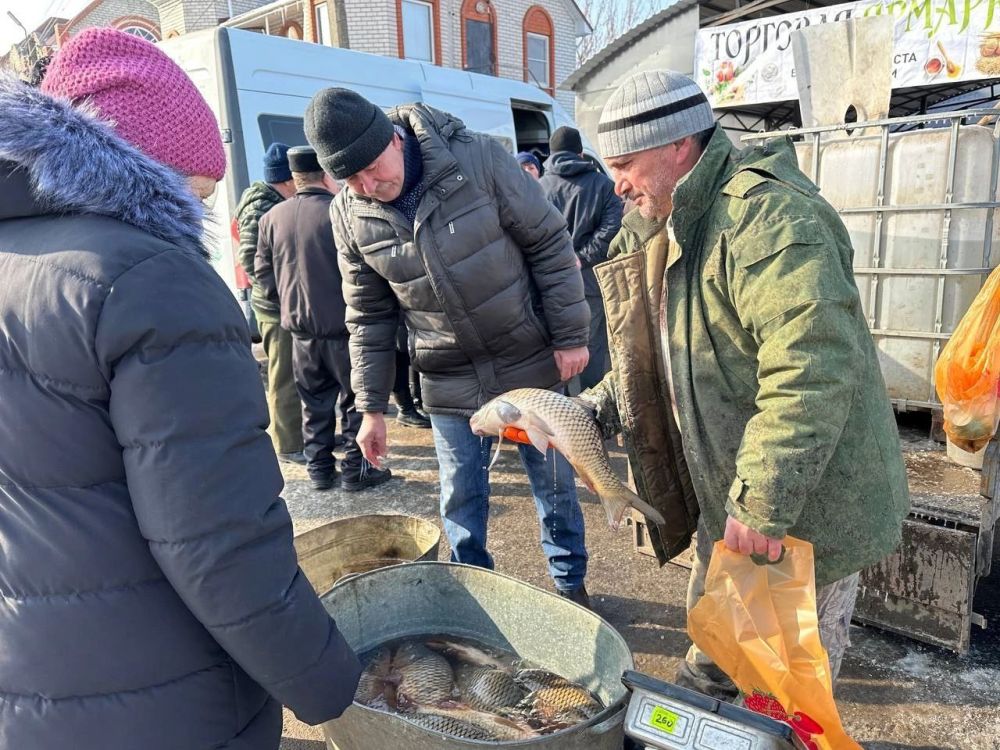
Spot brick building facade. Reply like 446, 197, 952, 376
57, 0, 163, 42
284, 0, 587, 113
4, 0, 588, 114
152, 1, 274, 37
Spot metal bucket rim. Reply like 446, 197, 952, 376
309, 512, 441, 533
361, 703, 629, 746
330, 561, 626, 632
331, 561, 633, 740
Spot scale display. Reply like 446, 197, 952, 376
621, 671, 804, 750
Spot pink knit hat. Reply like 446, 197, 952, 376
42, 27, 226, 180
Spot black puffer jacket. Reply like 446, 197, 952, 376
0, 77, 360, 749
257, 187, 348, 338
539, 151, 622, 298
236, 180, 284, 317
331, 104, 589, 415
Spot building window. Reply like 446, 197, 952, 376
314, 2, 330, 45
461, 0, 497, 77
113, 16, 161, 42
121, 26, 158, 42
526, 33, 549, 88
399, 0, 437, 63
523, 6, 554, 94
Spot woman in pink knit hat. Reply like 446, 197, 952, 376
0, 27, 360, 749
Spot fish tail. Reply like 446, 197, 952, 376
600, 485, 665, 530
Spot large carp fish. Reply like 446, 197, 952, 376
470, 388, 665, 530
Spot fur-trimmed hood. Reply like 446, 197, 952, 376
0, 74, 210, 255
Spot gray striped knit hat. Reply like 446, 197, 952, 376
599, 70, 715, 158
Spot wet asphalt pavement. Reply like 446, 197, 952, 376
278, 414, 1000, 750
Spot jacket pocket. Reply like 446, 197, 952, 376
437, 195, 493, 227
731, 215, 824, 269
357, 237, 402, 258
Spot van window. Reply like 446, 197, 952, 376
512, 108, 550, 154
258, 115, 308, 149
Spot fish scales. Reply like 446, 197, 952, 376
355, 647, 392, 706
403, 712, 494, 740
458, 667, 526, 711
393, 643, 455, 705
425, 638, 518, 672
354, 670, 384, 706
513, 668, 574, 692
470, 388, 666, 529
413, 704, 535, 741
517, 684, 603, 721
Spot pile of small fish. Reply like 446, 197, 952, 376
354, 635, 605, 741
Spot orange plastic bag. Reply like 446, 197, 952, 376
935, 266, 1000, 452
688, 537, 861, 750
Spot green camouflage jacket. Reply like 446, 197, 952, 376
235, 180, 284, 322
585, 125, 909, 586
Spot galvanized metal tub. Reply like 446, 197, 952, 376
320, 562, 633, 749
293, 514, 440, 595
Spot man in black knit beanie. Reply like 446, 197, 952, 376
305, 88, 595, 608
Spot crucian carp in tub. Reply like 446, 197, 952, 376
354, 635, 605, 741
469, 388, 665, 530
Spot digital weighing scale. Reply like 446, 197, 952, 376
621, 671, 807, 750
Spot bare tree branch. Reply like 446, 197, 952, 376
576, 0, 676, 66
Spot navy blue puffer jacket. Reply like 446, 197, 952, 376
0, 77, 360, 748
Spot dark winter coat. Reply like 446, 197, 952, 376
256, 186, 348, 339
236, 180, 285, 321
539, 151, 622, 298
331, 103, 589, 416
0, 76, 361, 749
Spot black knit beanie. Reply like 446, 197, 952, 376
549, 125, 583, 155
287, 145, 321, 173
304, 88, 395, 180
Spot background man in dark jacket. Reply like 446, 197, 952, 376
539, 126, 622, 391
235, 143, 304, 463
256, 147, 392, 493
0, 29, 360, 749
306, 88, 594, 606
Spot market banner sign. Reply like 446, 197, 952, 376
694, 0, 1000, 108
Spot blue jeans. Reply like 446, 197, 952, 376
430, 413, 588, 591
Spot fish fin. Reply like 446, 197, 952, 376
523, 426, 551, 455
488, 431, 505, 470
515, 412, 556, 455
631, 493, 666, 526
600, 486, 665, 530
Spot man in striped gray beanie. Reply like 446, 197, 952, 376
581, 68, 907, 705
597, 70, 715, 220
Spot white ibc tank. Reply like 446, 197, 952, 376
795, 125, 1000, 408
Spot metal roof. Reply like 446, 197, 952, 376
563, 0, 1000, 125
563, 0, 699, 91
